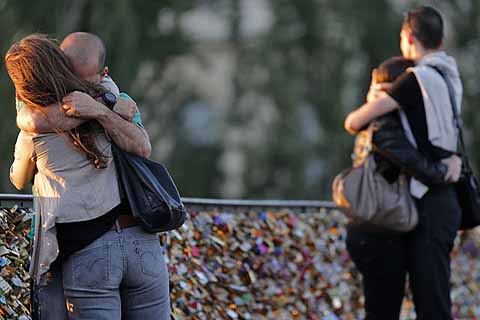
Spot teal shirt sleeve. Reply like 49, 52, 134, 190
119, 92, 144, 128
16, 100, 26, 112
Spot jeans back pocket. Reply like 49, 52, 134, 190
134, 239, 164, 277
69, 245, 110, 288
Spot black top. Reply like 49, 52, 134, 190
386, 71, 452, 161
372, 111, 448, 186
56, 201, 131, 261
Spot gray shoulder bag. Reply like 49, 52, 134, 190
332, 122, 419, 232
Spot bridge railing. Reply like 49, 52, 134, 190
0, 193, 336, 212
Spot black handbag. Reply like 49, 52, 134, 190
434, 66, 480, 230
111, 143, 187, 233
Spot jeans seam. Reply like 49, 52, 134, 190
35, 286, 42, 320
122, 239, 128, 276
106, 243, 111, 282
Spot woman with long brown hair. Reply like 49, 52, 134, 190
7, 34, 170, 320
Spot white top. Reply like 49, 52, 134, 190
12, 130, 120, 283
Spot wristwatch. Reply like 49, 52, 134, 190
100, 92, 117, 109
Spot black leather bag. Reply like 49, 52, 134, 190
111, 144, 187, 233
456, 168, 480, 229
434, 67, 480, 230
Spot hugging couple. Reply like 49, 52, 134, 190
7, 32, 170, 319
344, 6, 464, 320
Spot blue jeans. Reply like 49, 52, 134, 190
61, 226, 170, 320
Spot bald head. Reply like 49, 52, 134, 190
60, 32, 106, 82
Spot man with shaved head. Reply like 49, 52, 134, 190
60, 32, 108, 83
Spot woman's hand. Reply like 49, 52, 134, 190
366, 71, 392, 103
442, 155, 462, 183
62, 91, 106, 119
366, 84, 390, 103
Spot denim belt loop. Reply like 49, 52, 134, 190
114, 219, 122, 233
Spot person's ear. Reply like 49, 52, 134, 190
100, 66, 109, 78
407, 31, 415, 45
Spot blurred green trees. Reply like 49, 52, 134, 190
0, 0, 479, 200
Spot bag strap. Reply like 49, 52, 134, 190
430, 66, 471, 172
111, 143, 127, 200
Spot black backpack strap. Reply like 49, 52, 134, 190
111, 143, 127, 200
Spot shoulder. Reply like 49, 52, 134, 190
410, 65, 447, 88
101, 76, 120, 96
395, 69, 418, 86
385, 70, 423, 110
387, 70, 420, 98
119, 92, 144, 127
119, 92, 133, 101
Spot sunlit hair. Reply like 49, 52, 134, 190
5, 34, 108, 168
374, 56, 415, 84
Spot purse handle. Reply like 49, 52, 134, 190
430, 66, 471, 173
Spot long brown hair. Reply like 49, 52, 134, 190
5, 34, 108, 168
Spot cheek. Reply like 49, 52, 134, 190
400, 37, 408, 55
85, 75, 101, 84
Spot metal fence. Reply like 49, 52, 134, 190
0, 193, 336, 212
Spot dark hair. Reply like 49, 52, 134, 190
374, 57, 415, 84
5, 34, 108, 168
402, 6, 443, 49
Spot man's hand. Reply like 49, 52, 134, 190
62, 91, 106, 119
113, 98, 137, 122
442, 154, 462, 183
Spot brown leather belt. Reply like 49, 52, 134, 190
111, 214, 138, 231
